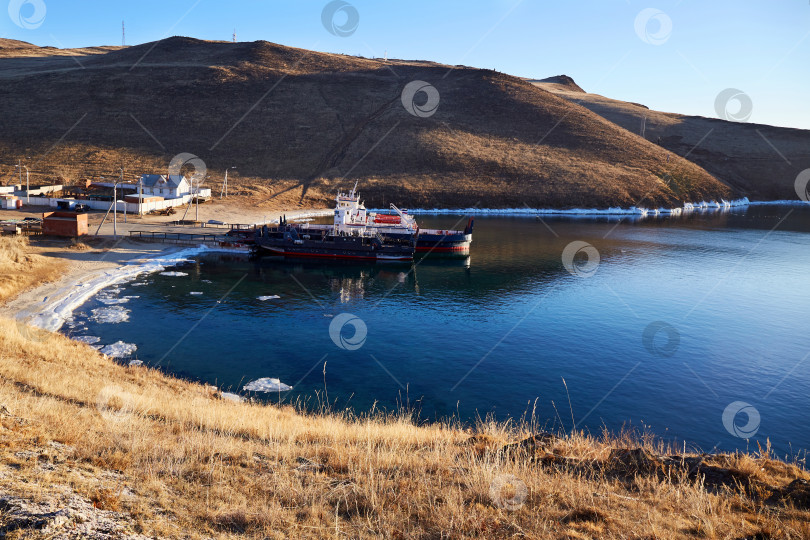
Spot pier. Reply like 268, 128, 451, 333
128, 230, 238, 246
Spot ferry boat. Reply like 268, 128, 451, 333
334, 184, 473, 253
253, 216, 415, 261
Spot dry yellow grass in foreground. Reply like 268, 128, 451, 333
1, 237, 809, 538
0, 237, 64, 304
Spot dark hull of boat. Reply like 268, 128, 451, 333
415, 232, 472, 252
254, 230, 414, 261
377, 230, 472, 253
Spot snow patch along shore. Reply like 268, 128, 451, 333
747, 200, 810, 206
29, 245, 247, 332
271, 209, 332, 224
391, 198, 753, 217
220, 392, 245, 403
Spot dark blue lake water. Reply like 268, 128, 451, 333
64, 205, 810, 458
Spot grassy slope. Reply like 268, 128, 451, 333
531, 79, 810, 200
0, 237, 64, 303
0, 37, 730, 210
1, 237, 809, 538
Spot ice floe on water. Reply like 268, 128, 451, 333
128, 360, 143, 367
97, 297, 130, 305
748, 200, 810, 206
393, 197, 753, 218
65, 316, 86, 330
72, 335, 101, 345
131, 282, 149, 287
29, 244, 240, 332
257, 295, 281, 301
160, 271, 188, 277
190, 291, 203, 296
90, 306, 131, 324
220, 392, 245, 403
243, 378, 292, 392
95, 286, 133, 305
102, 286, 122, 295
100, 341, 137, 358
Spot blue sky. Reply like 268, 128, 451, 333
2, 0, 808, 129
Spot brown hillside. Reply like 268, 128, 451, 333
0, 37, 731, 209
533, 77, 810, 200
527, 75, 585, 94
0, 39, 120, 59
0, 38, 37, 49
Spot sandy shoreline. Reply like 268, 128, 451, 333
0, 240, 182, 327
0, 204, 330, 327
4, 241, 259, 332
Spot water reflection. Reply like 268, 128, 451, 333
66, 205, 810, 456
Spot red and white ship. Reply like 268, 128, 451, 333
333, 184, 473, 253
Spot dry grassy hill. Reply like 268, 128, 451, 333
0, 38, 121, 59
527, 75, 585, 94
532, 77, 810, 200
0, 237, 63, 302
0, 39, 37, 49
0, 37, 731, 210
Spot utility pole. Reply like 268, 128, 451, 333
233, 29, 236, 43
15, 161, 29, 203
113, 181, 117, 239
221, 167, 236, 198
194, 174, 200, 222
121, 168, 127, 223
113, 168, 124, 236
195, 175, 208, 222
122, 21, 125, 46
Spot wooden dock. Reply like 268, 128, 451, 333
129, 230, 233, 246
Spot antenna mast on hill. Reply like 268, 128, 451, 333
233, 29, 237, 43
122, 21, 125, 46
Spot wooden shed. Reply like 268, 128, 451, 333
42, 211, 88, 237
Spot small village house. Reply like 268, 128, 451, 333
138, 174, 191, 199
